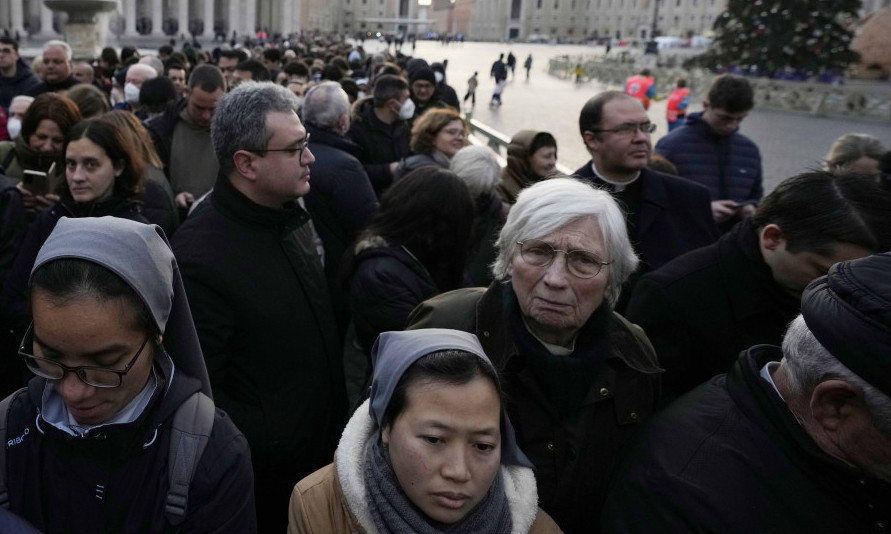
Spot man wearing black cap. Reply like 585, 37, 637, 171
407, 65, 447, 125
602, 252, 891, 533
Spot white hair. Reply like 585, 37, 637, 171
450, 145, 500, 199
782, 315, 891, 436
492, 176, 639, 309
138, 55, 165, 76
43, 40, 72, 61
302, 81, 350, 132
127, 63, 158, 81
10, 95, 34, 108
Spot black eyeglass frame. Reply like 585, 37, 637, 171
589, 121, 657, 136
516, 240, 611, 279
19, 323, 153, 389
246, 133, 311, 160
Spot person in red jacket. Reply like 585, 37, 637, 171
624, 68, 656, 110
665, 78, 690, 131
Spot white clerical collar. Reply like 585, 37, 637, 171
590, 161, 640, 192
759, 361, 785, 401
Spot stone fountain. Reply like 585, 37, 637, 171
43, 0, 117, 59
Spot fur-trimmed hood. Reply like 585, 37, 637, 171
335, 399, 542, 534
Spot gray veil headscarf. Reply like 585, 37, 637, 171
368, 328, 533, 469
31, 216, 212, 397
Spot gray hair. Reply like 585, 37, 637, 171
302, 81, 349, 131
211, 81, 301, 174
825, 133, 887, 171
10, 95, 34, 108
43, 40, 72, 61
127, 63, 158, 81
492, 176, 639, 308
450, 145, 501, 199
782, 315, 891, 436
138, 55, 165, 76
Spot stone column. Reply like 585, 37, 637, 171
151, 0, 163, 35
279, 0, 292, 36
124, 0, 138, 37
10, 0, 25, 35
245, 0, 255, 39
201, 0, 214, 38
227, 0, 239, 37
177, 0, 188, 37
39, 3, 57, 36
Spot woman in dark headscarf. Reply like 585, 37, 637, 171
497, 130, 558, 205
288, 328, 562, 534
1, 216, 255, 532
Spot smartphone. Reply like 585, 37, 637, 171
22, 170, 50, 196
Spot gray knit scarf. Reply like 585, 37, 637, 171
364, 437, 513, 534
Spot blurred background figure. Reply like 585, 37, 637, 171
825, 133, 886, 179
498, 129, 558, 205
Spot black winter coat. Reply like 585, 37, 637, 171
601, 346, 891, 534
3, 353, 256, 534
171, 174, 347, 524
407, 283, 662, 534
0, 59, 40, 110
347, 98, 411, 195
625, 218, 800, 401
349, 239, 438, 353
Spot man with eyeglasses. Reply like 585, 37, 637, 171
574, 90, 718, 311
24, 41, 79, 98
656, 74, 763, 230
0, 37, 39, 112
171, 81, 347, 532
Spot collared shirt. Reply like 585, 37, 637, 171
589, 161, 640, 192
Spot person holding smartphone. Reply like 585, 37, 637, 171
0, 93, 81, 212
0, 119, 148, 397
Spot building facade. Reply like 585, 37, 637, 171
2, 0, 888, 43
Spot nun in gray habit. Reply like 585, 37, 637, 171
0, 216, 256, 533
287, 328, 563, 534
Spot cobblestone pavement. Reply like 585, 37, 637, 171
371, 40, 891, 194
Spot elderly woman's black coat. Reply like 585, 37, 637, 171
406, 282, 661, 534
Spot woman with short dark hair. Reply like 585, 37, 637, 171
344, 166, 474, 355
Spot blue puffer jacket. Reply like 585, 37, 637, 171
655, 111, 763, 203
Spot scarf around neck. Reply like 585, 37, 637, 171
363, 437, 513, 534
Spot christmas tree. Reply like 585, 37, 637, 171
688, 0, 861, 77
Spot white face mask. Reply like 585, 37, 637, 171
124, 82, 140, 104
6, 118, 21, 139
398, 98, 415, 120
434, 71, 444, 84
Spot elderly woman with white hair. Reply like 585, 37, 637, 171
406, 177, 660, 534
451, 144, 504, 286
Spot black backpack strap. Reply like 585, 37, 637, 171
1, 148, 15, 175
0, 387, 28, 509
165, 391, 215, 526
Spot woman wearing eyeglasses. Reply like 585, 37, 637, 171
1, 118, 149, 395
393, 107, 468, 180
405, 177, 661, 534
1, 216, 255, 533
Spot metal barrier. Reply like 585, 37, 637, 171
466, 116, 575, 176
548, 55, 891, 121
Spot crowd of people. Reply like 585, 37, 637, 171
0, 32, 890, 534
